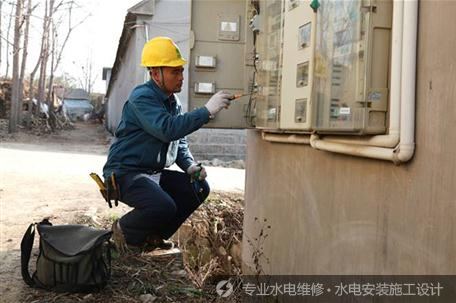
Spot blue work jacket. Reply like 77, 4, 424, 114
103, 80, 210, 179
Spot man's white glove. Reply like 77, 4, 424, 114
205, 91, 234, 118
187, 163, 207, 181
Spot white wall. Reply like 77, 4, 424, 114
106, 0, 192, 133
106, 29, 142, 132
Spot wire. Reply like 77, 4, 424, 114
245, 19, 258, 127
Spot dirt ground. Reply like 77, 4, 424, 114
0, 121, 244, 302
0, 122, 118, 302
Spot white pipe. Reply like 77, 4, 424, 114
317, 134, 399, 148
262, 132, 310, 144
310, 134, 395, 162
309, 0, 417, 164
388, 0, 404, 140
393, 0, 418, 163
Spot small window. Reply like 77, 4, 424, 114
298, 23, 312, 49
295, 98, 307, 123
296, 62, 309, 87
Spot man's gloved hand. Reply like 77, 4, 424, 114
205, 91, 234, 118
187, 163, 207, 181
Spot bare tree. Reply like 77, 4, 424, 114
24, 0, 85, 129
37, 0, 71, 115
5, 2, 14, 78
26, 50, 40, 127
0, 1, 3, 73
79, 54, 97, 95
35, 0, 50, 116
27, 0, 48, 126
9, 0, 24, 133
47, 1, 89, 102
17, 0, 35, 123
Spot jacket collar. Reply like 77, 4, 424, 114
148, 79, 176, 104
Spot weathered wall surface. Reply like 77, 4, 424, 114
106, 29, 143, 133
188, 129, 246, 161
242, 1, 456, 275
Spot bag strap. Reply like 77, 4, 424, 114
20, 219, 52, 287
20, 223, 36, 287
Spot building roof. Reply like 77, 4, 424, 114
128, 0, 155, 16
105, 12, 137, 98
63, 99, 93, 109
105, 0, 158, 98
64, 88, 90, 100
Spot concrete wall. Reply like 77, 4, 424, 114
106, 29, 143, 132
188, 129, 246, 161
242, 1, 456, 275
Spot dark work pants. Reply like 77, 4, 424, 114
117, 169, 210, 245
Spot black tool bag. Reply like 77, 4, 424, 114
21, 219, 112, 293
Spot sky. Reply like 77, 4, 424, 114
0, 0, 141, 93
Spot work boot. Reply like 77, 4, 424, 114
111, 219, 128, 254
145, 234, 174, 250
126, 239, 174, 253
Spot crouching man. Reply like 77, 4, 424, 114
103, 37, 233, 252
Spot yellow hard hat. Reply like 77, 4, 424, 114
141, 37, 187, 67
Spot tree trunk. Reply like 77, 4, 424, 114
5, 2, 15, 79
0, 1, 3, 73
9, 0, 23, 133
47, 22, 56, 104
27, 0, 47, 125
47, 22, 56, 130
36, 0, 49, 116
26, 61, 40, 128
18, 0, 32, 124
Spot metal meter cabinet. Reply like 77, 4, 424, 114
312, 0, 392, 134
254, 0, 284, 129
188, 0, 253, 129
279, 0, 316, 130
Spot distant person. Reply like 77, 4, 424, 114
103, 37, 233, 252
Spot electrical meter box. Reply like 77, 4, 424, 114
313, 0, 392, 134
255, 0, 316, 131
189, 0, 253, 128
254, 0, 392, 135
254, 0, 284, 129
279, 0, 316, 130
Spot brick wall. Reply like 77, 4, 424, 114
187, 129, 246, 161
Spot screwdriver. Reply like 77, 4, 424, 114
228, 93, 252, 101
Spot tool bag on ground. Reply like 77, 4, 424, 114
20, 219, 112, 292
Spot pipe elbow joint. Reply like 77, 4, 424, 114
310, 134, 320, 149
393, 143, 415, 164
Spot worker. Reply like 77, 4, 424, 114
103, 37, 233, 252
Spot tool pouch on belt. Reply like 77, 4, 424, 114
89, 173, 119, 208
105, 173, 120, 208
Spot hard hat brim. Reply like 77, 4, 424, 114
141, 58, 187, 68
